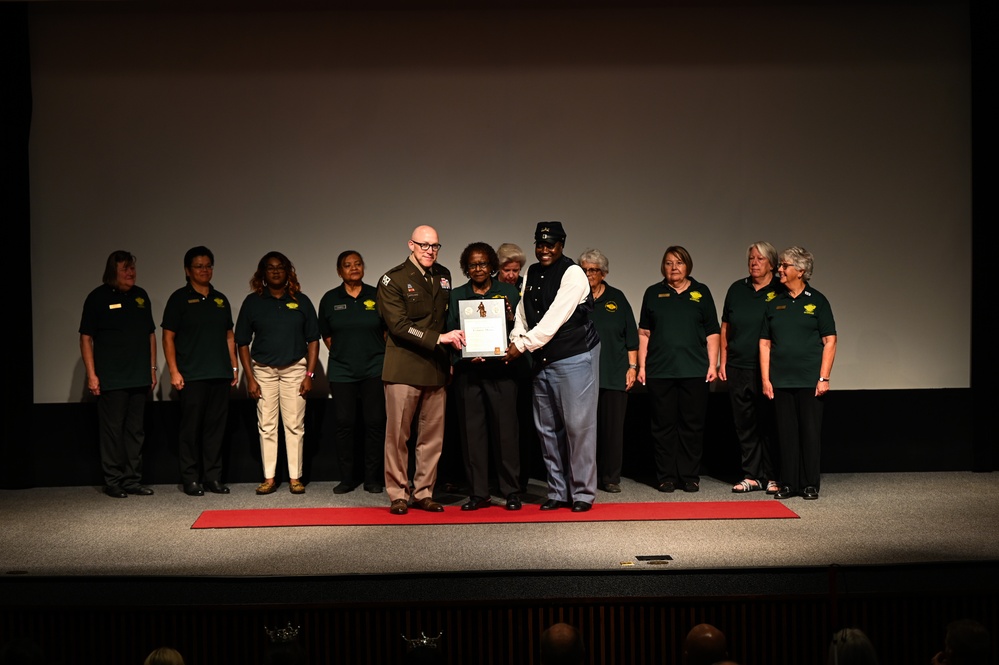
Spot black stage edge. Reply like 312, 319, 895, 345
15, 387, 981, 490
4, 561, 998, 608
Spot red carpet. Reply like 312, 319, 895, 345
191, 501, 798, 529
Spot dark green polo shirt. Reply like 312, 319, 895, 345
447, 279, 521, 378
318, 283, 385, 382
234, 291, 320, 367
590, 283, 639, 391
161, 284, 235, 382
79, 284, 155, 391
761, 284, 836, 389
639, 278, 720, 379
722, 275, 783, 370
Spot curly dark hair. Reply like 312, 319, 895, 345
250, 251, 301, 299
459, 242, 499, 278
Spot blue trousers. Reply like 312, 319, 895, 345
532, 344, 600, 504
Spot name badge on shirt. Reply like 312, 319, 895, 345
334, 304, 347, 311
109, 303, 122, 309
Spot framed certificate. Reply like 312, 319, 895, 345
457, 298, 509, 359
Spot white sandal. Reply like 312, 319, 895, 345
732, 478, 762, 493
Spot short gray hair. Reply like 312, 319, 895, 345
497, 243, 526, 268
780, 246, 814, 282
578, 248, 609, 275
747, 241, 778, 270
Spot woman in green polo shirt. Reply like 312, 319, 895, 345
637, 245, 720, 494
235, 251, 320, 495
579, 248, 639, 494
761, 246, 837, 500
318, 250, 386, 495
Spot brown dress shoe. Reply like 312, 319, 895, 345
255, 480, 277, 495
390, 499, 409, 515
412, 497, 444, 512
289, 479, 306, 494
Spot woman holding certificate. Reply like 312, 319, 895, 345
446, 242, 523, 511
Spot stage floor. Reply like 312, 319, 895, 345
2, 472, 996, 580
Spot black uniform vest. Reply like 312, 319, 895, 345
523, 255, 599, 367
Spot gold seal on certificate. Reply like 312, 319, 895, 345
458, 298, 509, 358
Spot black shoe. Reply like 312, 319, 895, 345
333, 482, 358, 495
183, 482, 204, 497
505, 493, 522, 511
462, 495, 492, 511
363, 484, 384, 494
657, 481, 675, 493
204, 480, 230, 494
104, 485, 127, 499
774, 486, 798, 500
683, 481, 700, 493
540, 499, 569, 510
802, 486, 819, 500
125, 485, 154, 496
571, 501, 592, 512
601, 483, 622, 493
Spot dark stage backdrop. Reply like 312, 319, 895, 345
26, 2, 971, 403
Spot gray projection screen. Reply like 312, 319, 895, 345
28, 4, 971, 403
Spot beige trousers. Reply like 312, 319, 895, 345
383, 382, 446, 502
253, 358, 307, 479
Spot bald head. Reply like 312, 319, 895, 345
409, 225, 441, 268
684, 624, 728, 665
541, 622, 584, 665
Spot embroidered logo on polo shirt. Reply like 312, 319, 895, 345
381, 274, 391, 286
214, 297, 225, 309
286, 302, 299, 310
803, 304, 817, 315
135, 297, 146, 308
689, 291, 703, 303
363, 299, 376, 310
765, 291, 777, 302
605, 301, 618, 312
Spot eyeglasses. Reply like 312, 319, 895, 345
779, 262, 796, 270
411, 240, 442, 252
467, 262, 491, 271
190, 264, 213, 271
584, 268, 603, 275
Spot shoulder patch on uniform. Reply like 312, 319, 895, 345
381, 274, 391, 286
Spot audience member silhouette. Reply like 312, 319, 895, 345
541, 622, 585, 665
827, 628, 879, 665
932, 619, 991, 665
143, 646, 185, 665
683, 623, 728, 665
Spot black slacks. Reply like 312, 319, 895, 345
774, 386, 824, 491
646, 377, 708, 485
597, 388, 628, 485
454, 369, 520, 498
98, 386, 147, 489
726, 365, 777, 481
330, 376, 386, 487
178, 378, 231, 484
